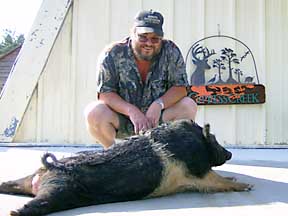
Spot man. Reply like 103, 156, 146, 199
84, 9, 197, 149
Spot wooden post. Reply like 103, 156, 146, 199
0, 0, 73, 142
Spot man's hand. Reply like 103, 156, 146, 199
146, 101, 162, 128
128, 107, 152, 134
99, 92, 153, 134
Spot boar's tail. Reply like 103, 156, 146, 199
41, 153, 59, 170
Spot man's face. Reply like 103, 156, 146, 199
132, 31, 162, 61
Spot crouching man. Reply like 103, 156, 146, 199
84, 10, 197, 148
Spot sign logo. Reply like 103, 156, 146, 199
186, 35, 265, 105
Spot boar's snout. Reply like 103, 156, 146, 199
209, 140, 232, 167
225, 149, 232, 161
210, 144, 232, 167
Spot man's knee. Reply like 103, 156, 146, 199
163, 97, 197, 122
173, 97, 198, 121
183, 96, 197, 110
84, 101, 112, 126
179, 97, 197, 117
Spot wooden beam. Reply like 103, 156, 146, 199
0, 0, 73, 142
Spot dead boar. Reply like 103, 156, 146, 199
0, 119, 252, 216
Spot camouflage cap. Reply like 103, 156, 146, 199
134, 9, 164, 37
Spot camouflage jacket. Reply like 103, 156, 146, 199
96, 37, 189, 113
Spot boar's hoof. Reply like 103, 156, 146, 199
10, 210, 20, 216
246, 184, 254, 191
235, 183, 254, 192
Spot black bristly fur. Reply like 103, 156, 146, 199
0, 119, 234, 216
148, 120, 212, 177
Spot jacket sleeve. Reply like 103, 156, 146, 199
96, 50, 119, 97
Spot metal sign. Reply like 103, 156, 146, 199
190, 84, 265, 105
186, 35, 265, 105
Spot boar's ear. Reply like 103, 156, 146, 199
203, 123, 210, 139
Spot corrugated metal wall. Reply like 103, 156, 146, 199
14, 0, 288, 146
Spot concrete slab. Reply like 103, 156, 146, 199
0, 146, 287, 216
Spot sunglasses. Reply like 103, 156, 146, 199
136, 34, 162, 44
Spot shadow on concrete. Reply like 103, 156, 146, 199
47, 170, 288, 216
228, 160, 288, 169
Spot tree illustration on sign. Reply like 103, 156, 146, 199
186, 37, 257, 86
234, 68, 243, 83
220, 48, 240, 84
212, 58, 226, 84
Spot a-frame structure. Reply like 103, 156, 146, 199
0, 0, 73, 142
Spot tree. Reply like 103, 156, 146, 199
220, 48, 240, 84
212, 58, 226, 84
234, 68, 243, 83
0, 29, 24, 55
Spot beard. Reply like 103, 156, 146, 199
132, 41, 162, 61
